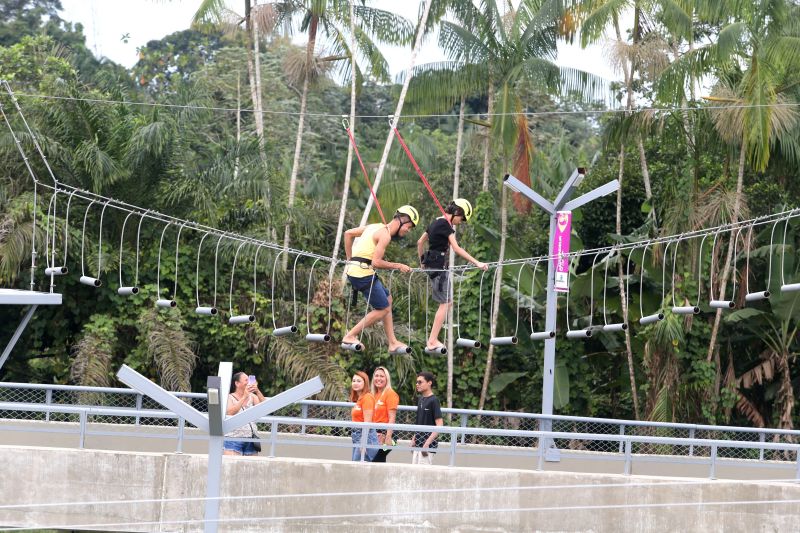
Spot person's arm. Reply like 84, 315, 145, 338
385, 408, 396, 444
423, 418, 444, 448
343, 226, 365, 261
371, 229, 410, 272
226, 394, 248, 416
249, 383, 264, 405
417, 232, 428, 265
448, 233, 488, 270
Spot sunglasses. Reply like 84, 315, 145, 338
415, 380, 426, 384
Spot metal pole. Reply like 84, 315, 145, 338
540, 216, 557, 457
204, 436, 224, 533
0, 305, 38, 371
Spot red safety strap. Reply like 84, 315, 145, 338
391, 126, 447, 217
345, 126, 387, 225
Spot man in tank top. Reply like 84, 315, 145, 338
340, 205, 419, 352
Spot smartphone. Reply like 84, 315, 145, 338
248, 375, 256, 385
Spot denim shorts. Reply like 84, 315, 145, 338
223, 439, 258, 455
351, 428, 379, 461
348, 275, 390, 310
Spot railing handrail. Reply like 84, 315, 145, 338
4, 381, 800, 439
3, 401, 800, 456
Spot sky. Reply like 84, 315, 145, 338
59, 0, 619, 82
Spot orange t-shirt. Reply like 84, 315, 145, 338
351, 392, 375, 422
372, 388, 399, 424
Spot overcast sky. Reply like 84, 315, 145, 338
59, 0, 619, 82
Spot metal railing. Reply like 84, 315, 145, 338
2, 401, 800, 480
2, 382, 800, 476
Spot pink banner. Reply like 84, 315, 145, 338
553, 211, 572, 292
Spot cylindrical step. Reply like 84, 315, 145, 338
195, 306, 218, 316
229, 314, 255, 324
79, 276, 101, 287
710, 300, 734, 309
639, 312, 664, 325
489, 336, 518, 346
456, 338, 482, 349
156, 299, 176, 308
273, 325, 298, 336
530, 331, 556, 341
45, 266, 68, 276
671, 306, 699, 315
305, 333, 331, 342
117, 286, 139, 296
566, 329, 592, 339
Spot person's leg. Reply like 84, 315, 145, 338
241, 442, 258, 456
223, 440, 243, 456
342, 276, 391, 345
427, 302, 450, 348
366, 429, 379, 461
342, 308, 389, 344
351, 430, 362, 461
382, 294, 407, 352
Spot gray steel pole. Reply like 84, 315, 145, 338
542, 214, 557, 421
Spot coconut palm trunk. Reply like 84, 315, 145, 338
329, 2, 358, 279
445, 94, 467, 410
283, 14, 318, 267
482, 83, 494, 192
617, 144, 641, 420
706, 140, 747, 367
358, 0, 434, 226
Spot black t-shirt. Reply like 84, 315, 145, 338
413, 394, 443, 449
425, 218, 455, 253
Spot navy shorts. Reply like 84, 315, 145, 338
348, 275, 390, 310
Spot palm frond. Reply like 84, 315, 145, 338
140, 307, 197, 392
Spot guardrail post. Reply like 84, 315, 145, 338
537, 432, 545, 471
176, 417, 185, 453
449, 430, 457, 467
710, 444, 717, 479
268, 421, 278, 458
689, 428, 695, 457
460, 414, 468, 444
624, 440, 632, 475
135, 393, 143, 426
79, 410, 87, 449
795, 449, 800, 480
45, 389, 52, 422
618, 425, 625, 453
759, 433, 765, 461
301, 404, 308, 434
359, 426, 368, 462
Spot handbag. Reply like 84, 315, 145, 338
252, 425, 262, 453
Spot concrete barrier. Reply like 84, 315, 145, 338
1, 445, 800, 532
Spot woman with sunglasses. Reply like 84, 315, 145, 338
370, 366, 400, 462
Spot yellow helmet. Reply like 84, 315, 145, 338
395, 205, 419, 227
453, 198, 474, 222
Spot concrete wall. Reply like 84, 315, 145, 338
1, 445, 800, 532
1, 419, 797, 480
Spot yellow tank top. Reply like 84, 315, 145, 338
346, 223, 386, 278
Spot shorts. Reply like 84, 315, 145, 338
428, 270, 452, 304
351, 428, 379, 461
348, 275, 390, 310
223, 439, 259, 455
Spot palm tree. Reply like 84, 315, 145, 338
277, 0, 414, 267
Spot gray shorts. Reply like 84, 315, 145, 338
428, 270, 452, 304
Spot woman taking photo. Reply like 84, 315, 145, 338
370, 366, 400, 463
223, 371, 264, 456
350, 371, 378, 461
